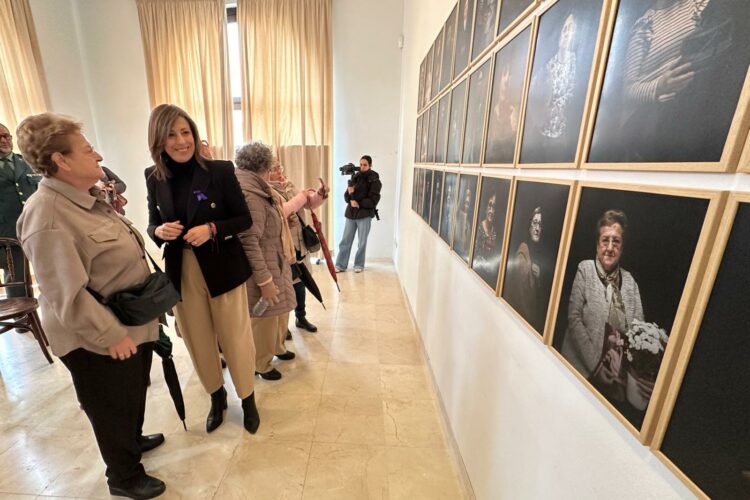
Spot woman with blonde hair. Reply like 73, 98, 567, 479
16, 112, 166, 499
144, 104, 259, 434
235, 141, 326, 380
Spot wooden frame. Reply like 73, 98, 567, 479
446, 76, 470, 167
481, 17, 536, 168
438, 169, 461, 248
435, 92, 453, 165
427, 101, 439, 164
498, 176, 576, 341
450, 171, 482, 265
429, 169, 447, 233
431, 27, 446, 103
580, 0, 750, 172
650, 192, 747, 499
460, 50, 495, 167
497, 0, 539, 43
440, 5, 459, 94
516, 0, 612, 169
737, 130, 750, 173
469, 0, 502, 67
453, 0, 479, 83
468, 173, 515, 294
545, 181, 726, 444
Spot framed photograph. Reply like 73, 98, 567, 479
548, 183, 723, 442
421, 169, 434, 223
484, 25, 532, 166
429, 170, 446, 233
420, 106, 430, 163
585, 0, 750, 171
427, 103, 438, 163
418, 58, 426, 112
412, 168, 421, 213
447, 79, 468, 164
440, 6, 459, 92
472, 0, 500, 62
452, 173, 480, 263
414, 113, 423, 163
652, 193, 750, 499
498, 0, 537, 38
470, 175, 512, 290
436, 94, 451, 164
424, 45, 434, 109
454, 0, 476, 78
500, 178, 574, 337
519, 0, 607, 167
462, 58, 492, 165
439, 171, 459, 245
431, 29, 445, 102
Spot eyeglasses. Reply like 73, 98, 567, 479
0, 134, 11, 141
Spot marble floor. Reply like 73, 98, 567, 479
0, 262, 466, 499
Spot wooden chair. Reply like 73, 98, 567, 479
0, 237, 53, 363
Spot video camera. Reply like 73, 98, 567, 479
339, 162, 360, 176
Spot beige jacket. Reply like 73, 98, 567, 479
16, 177, 158, 357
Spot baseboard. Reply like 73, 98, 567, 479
398, 281, 477, 500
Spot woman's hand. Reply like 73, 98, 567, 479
184, 225, 211, 247
632, 372, 655, 401
317, 177, 330, 197
655, 58, 694, 101
108, 335, 137, 360
350, 200, 360, 208
259, 280, 280, 305
156, 221, 184, 241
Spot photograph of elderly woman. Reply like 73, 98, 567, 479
430, 170, 445, 233
498, 0, 535, 36
661, 202, 750, 499
455, 0, 476, 77
452, 174, 479, 263
421, 169, 434, 223
501, 181, 571, 335
471, 177, 511, 288
484, 26, 531, 165
435, 95, 451, 164
520, 0, 604, 165
588, 0, 750, 163
472, 0, 499, 61
427, 103, 439, 163
447, 80, 468, 164
440, 7, 459, 91
462, 59, 492, 164
439, 172, 459, 244
552, 187, 710, 430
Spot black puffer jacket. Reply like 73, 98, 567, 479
344, 169, 382, 220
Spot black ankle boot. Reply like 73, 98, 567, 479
206, 386, 227, 433
295, 316, 318, 332
241, 392, 260, 434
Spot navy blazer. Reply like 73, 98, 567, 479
145, 159, 252, 297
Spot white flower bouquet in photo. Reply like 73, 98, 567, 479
624, 320, 669, 410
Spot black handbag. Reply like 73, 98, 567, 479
298, 213, 321, 252
87, 252, 180, 327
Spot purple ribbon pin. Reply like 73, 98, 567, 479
193, 190, 208, 202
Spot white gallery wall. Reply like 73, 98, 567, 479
395, 1, 750, 499
332, 0, 403, 261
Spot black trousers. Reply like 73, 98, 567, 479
61, 342, 154, 486
293, 280, 306, 318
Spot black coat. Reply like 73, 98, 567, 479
145, 159, 252, 298
344, 169, 382, 219
1, 154, 40, 237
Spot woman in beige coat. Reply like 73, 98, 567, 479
235, 141, 325, 380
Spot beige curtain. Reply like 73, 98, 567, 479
136, 0, 234, 159
237, 0, 333, 239
0, 0, 49, 133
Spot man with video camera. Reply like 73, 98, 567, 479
334, 155, 382, 273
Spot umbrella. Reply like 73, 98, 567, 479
309, 211, 340, 292
153, 325, 187, 431
293, 261, 325, 310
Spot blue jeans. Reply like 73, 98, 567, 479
335, 217, 372, 270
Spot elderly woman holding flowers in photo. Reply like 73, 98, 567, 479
561, 209, 648, 402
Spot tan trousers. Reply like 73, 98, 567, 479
175, 249, 256, 399
251, 311, 289, 373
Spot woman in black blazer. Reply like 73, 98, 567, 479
145, 104, 259, 435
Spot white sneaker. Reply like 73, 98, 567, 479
354, 267, 363, 273
335, 266, 345, 273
